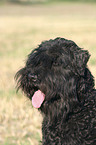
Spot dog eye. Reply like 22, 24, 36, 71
53, 59, 62, 66
53, 61, 59, 66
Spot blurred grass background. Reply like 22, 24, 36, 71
0, 0, 96, 145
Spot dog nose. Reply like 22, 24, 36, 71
28, 74, 37, 81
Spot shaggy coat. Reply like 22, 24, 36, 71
16, 38, 96, 145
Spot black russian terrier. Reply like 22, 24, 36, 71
16, 38, 96, 145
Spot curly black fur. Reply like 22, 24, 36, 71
15, 38, 96, 145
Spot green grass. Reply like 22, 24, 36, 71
0, 2, 96, 145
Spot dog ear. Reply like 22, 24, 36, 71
73, 49, 90, 76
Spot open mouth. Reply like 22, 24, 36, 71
32, 90, 45, 108
44, 96, 61, 104
31, 89, 61, 109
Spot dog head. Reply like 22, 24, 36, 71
15, 38, 94, 118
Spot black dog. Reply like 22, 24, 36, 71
16, 38, 96, 145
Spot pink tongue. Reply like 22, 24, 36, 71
32, 90, 45, 108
